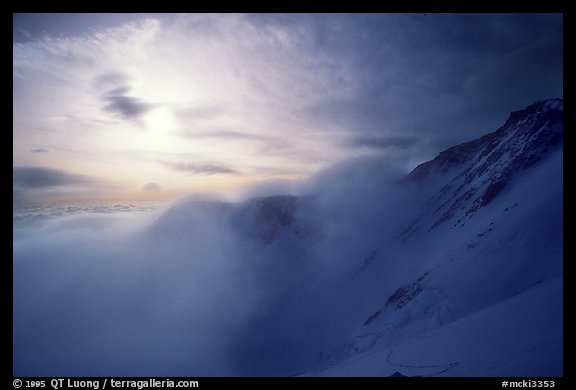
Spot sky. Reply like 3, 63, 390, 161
13, 13, 563, 204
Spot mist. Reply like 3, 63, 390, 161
13, 155, 419, 376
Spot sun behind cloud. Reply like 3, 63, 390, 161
13, 13, 563, 203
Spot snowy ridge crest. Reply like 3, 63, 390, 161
402, 98, 562, 236
308, 99, 563, 377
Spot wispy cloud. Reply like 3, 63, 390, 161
12, 14, 563, 199
93, 72, 133, 92
163, 161, 240, 176
141, 182, 164, 191
30, 148, 49, 153
180, 128, 292, 152
174, 105, 227, 122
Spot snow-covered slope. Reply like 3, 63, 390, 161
403, 98, 563, 235
299, 98, 563, 376
304, 275, 562, 377
13, 99, 563, 376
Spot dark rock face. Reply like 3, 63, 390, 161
403, 99, 562, 235
363, 272, 429, 327
246, 195, 322, 246
409, 99, 563, 183
250, 195, 299, 245
385, 276, 425, 311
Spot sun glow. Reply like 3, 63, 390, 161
136, 107, 186, 153
13, 14, 563, 205
144, 107, 178, 134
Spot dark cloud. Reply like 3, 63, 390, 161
298, 13, 562, 156
13, 166, 96, 189
105, 86, 132, 96
173, 14, 561, 162
104, 95, 152, 119
163, 161, 240, 176
13, 166, 113, 205
30, 148, 49, 153
141, 182, 163, 192
95, 73, 153, 120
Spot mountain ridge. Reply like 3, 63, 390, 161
298, 98, 563, 376
399, 98, 562, 238
408, 98, 563, 183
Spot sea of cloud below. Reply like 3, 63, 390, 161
13, 156, 418, 376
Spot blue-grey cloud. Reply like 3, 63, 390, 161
296, 13, 562, 154
105, 86, 132, 96
104, 95, 152, 119
30, 148, 49, 153
163, 161, 240, 176
13, 166, 114, 206
13, 166, 96, 189
95, 72, 153, 120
